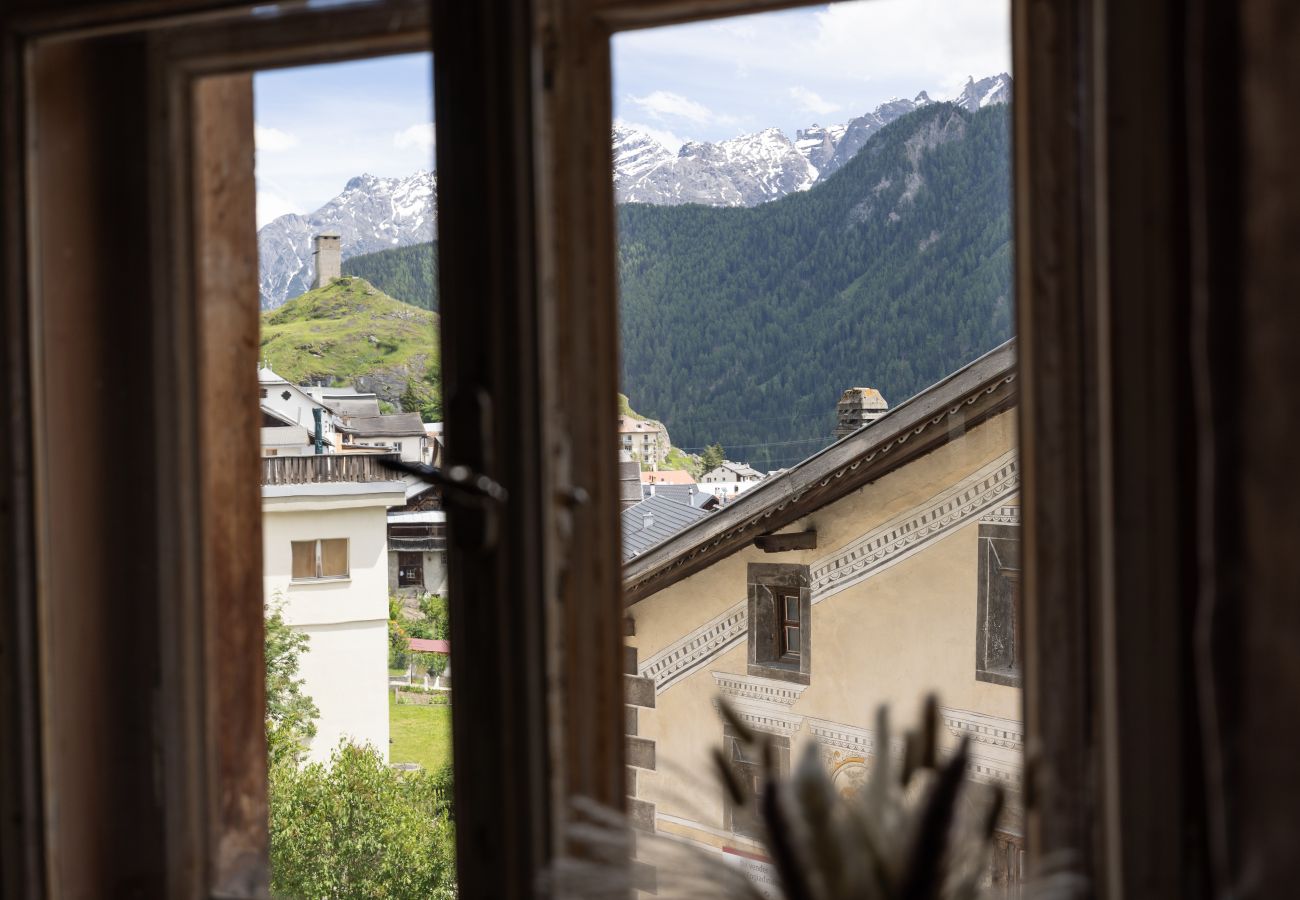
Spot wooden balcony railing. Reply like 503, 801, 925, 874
261, 453, 402, 486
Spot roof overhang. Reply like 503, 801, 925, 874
622, 340, 1017, 605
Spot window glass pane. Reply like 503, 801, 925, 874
254, 50, 455, 897
614, 0, 1021, 890
291, 540, 315, 579
320, 538, 348, 577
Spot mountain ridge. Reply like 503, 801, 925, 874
257, 73, 1011, 308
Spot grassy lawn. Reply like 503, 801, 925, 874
389, 691, 453, 773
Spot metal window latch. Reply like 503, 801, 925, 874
376, 457, 508, 505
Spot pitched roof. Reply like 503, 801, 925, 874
409, 638, 450, 654
330, 397, 383, 418
640, 469, 695, 485
704, 461, 764, 480
617, 416, 664, 435
621, 494, 712, 562
623, 340, 1018, 603
642, 483, 719, 510
343, 413, 427, 437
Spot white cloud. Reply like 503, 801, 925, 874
628, 90, 734, 127
614, 0, 1010, 138
788, 86, 840, 117
393, 122, 436, 150
254, 124, 299, 152
256, 187, 303, 229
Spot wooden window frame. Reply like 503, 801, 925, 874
291, 538, 349, 582
0, 0, 1278, 897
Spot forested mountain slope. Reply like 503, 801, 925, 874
342, 243, 439, 310
343, 103, 1013, 468
617, 103, 1013, 468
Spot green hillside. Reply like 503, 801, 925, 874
346, 103, 1013, 467
260, 276, 441, 420
618, 103, 1013, 468
342, 243, 438, 310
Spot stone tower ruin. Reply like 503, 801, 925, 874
834, 387, 889, 439
312, 232, 342, 289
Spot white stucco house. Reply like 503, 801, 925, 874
259, 366, 340, 456
698, 461, 766, 501
261, 454, 405, 763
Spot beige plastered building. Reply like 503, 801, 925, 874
622, 342, 1022, 892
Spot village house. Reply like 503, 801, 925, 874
698, 460, 766, 501
621, 342, 1023, 889
618, 414, 672, 465
261, 453, 406, 763
386, 482, 448, 598
259, 365, 341, 456
340, 412, 429, 461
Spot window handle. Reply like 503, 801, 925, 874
377, 457, 508, 505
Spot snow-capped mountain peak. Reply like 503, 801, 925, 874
259, 75, 1012, 307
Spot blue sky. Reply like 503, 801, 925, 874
254, 0, 1009, 227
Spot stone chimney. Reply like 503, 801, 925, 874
312, 232, 342, 289
619, 449, 642, 510
834, 387, 889, 439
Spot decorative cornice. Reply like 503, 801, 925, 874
810, 454, 1018, 603
805, 717, 889, 758
640, 603, 747, 692
715, 699, 803, 737
624, 342, 1018, 603
978, 505, 1020, 526
711, 672, 809, 707
940, 706, 1023, 753
639, 456, 1019, 692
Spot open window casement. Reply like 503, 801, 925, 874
3, 0, 1299, 897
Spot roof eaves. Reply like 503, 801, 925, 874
621, 339, 1018, 603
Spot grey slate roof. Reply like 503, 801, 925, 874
329, 396, 383, 418
343, 413, 427, 437
641, 483, 719, 510
621, 494, 712, 562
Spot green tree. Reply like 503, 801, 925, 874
268, 743, 457, 899
700, 443, 726, 473
265, 597, 319, 767
388, 596, 412, 671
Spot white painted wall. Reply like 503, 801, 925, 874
349, 434, 425, 461
697, 480, 760, 500
263, 484, 405, 763
260, 423, 316, 456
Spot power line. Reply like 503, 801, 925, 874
677, 435, 832, 452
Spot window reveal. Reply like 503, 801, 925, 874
975, 522, 1021, 686
291, 538, 349, 580
747, 563, 811, 684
